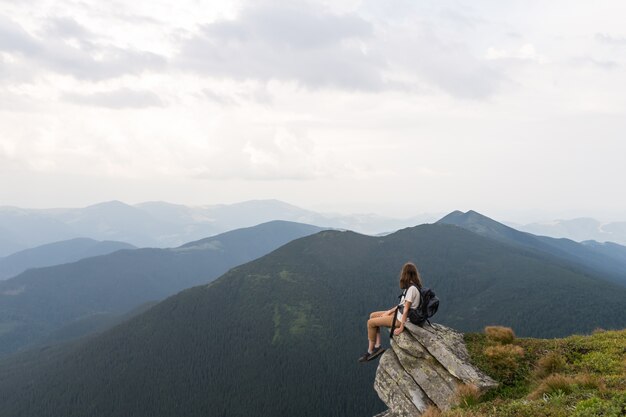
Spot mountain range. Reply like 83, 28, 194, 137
0, 221, 325, 357
3, 200, 625, 259
0, 238, 135, 280
439, 210, 626, 286
0, 200, 437, 256
1, 211, 625, 417
516, 217, 626, 246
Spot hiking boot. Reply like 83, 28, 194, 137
358, 346, 385, 363
368, 346, 385, 361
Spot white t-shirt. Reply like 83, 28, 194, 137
397, 285, 421, 322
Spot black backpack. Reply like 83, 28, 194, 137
390, 285, 439, 338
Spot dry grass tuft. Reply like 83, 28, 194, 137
528, 374, 575, 399
482, 344, 525, 382
484, 326, 516, 344
528, 372, 607, 400
484, 344, 524, 361
421, 405, 441, 417
534, 351, 566, 379
455, 383, 481, 408
441, 411, 488, 417
573, 373, 605, 391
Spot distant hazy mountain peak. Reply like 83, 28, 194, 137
437, 210, 500, 227
206, 198, 297, 208
437, 210, 626, 287
135, 200, 185, 206
439, 209, 555, 241
438, 209, 466, 218
85, 200, 138, 211
179, 220, 325, 249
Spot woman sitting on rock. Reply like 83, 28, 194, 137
358, 262, 422, 363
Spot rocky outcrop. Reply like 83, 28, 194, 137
374, 323, 497, 416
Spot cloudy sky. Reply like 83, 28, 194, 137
0, 0, 625, 222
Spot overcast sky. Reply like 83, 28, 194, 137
0, 0, 625, 222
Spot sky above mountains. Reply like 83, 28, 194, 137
0, 0, 624, 221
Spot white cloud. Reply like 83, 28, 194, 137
595, 33, 626, 46
176, 3, 386, 91
62, 88, 164, 108
0, 15, 166, 82
192, 127, 352, 181
0, 0, 626, 219
569, 56, 619, 70
486, 43, 542, 61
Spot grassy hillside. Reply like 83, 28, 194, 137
431, 327, 626, 417
1, 224, 625, 417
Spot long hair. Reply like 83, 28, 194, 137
399, 262, 422, 290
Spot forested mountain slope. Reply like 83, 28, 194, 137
0, 221, 324, 357
1, 223, 625, 417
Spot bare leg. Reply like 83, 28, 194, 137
367, 314, 397, 352
367, 311, 387, 352
368, 339, 375, 352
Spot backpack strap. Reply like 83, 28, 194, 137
390, 288, 407, 340
414, 285, 422, 309
390, 306, 398, 339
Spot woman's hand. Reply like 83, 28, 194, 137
393, 323, 405, 336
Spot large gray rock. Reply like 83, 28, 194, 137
374, 323, 497, 416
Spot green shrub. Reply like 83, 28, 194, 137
497, 399, 569, 417
573, 397, 621, 417
577, 351, 620, 374
541, 388, 567, 407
